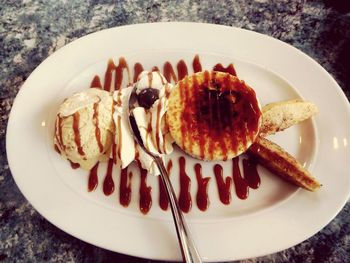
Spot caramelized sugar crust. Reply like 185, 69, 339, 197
167, 71, 261, 161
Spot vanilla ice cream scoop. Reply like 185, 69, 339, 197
54, 88, 114, 170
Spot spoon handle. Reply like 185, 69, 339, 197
153, 155, 202, 263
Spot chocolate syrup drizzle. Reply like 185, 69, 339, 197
158, 160, 173, 211
194, 163, 210, 211
74, 54, 262, 214
120, 167, 132, 207
103, 158, 115, 196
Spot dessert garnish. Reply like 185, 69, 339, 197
248, 136, 321, 191
260, 99, 318, 137
137, 88, 159, 109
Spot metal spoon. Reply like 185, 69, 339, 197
127, 86, 202, 263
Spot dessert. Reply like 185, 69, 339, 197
112, 86, 136, 168
112, 70, 174, 175
248, 100, 320, 191
133, 70, 174, 156
54, 70, 174, 176
260, 99, 318, 137
54, 88, 114, 170
53, 55, 322, 215
167, 71, 262, 161
248, 137, 321, 191
166, 69, 320, 192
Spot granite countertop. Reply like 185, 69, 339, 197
1, 0, 349, 262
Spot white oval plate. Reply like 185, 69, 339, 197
7, 23, 350, 262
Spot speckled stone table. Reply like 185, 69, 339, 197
1, 0, 349, 262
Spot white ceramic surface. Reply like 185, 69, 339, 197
6, 22, 350, 262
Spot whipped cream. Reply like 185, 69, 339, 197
135, 71, 167, 98
113, 86, 136, 169
113, 71, 174, 175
